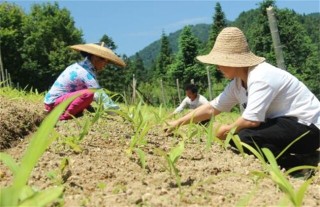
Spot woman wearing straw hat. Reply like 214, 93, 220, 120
167, 27, 320, 161
44, 42, 126, 120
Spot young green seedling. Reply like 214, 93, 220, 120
155, 141, 185, 194
0, 94, 80, 206
134, 148, 147, 170
262, 148, 315, 206
127, 122, 149, 156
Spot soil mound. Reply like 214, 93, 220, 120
0, 96, 44, 150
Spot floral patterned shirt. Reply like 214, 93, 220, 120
44, 58, 100, 104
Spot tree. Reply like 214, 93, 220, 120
276, 9, 319, 97
99, 34, 116, 50
247, 0, 277, 63
0, 3, 26, 86
131, 53, 146, 83
155, 31, 172, 78
206, 2, 227, 53
232, 0, 319, 98
168, 26, 204, 85
204, 2, 228, 82
20, 2, 83, 91
97, 34, 127, 93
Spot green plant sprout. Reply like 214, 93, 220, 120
97, 182, 107, 190
126, 122, 149, 156
46, 157, 70, 185
203, 118, 227, 150
134, 148, 147, 170
262, 148, 316, 206
61, 95, 105, 153
0, 94, 79, 206
237, 137, 318, 206
155, 141, 185, 194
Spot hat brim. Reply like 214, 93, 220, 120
197, 52, 265, 67
70, 44, 126, 68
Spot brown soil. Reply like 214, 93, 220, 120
0, 97, 319, 206
0, 95, 44, 150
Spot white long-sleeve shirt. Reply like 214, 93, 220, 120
174, 94, 209, 114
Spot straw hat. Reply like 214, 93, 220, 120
70, 42, 126, 67
197, 27, 265, 67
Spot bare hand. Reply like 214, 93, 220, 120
163, 120, 180, 136
216, 124, 232, 140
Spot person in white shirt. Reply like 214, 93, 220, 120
166, 27, 320, 164
172, 84, 209, 115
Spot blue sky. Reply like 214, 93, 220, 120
9, 0, 320, 56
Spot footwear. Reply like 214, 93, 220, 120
86, 105, 96, 113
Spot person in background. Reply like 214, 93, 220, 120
171, 84, 209, 116
166, 27, 320, 167
44, 42, 126, 120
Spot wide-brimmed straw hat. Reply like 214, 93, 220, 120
197, 27, 265, 67
70, 42, 126, 67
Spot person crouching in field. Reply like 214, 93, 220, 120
170, 84, 209, 116
44, 42, 126, 120
166, 27, 320, 165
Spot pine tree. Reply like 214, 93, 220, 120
131, 53, 146, 83
168, 26, 201, 85
206, 2, 227, 53
203, 2, 227, 82
276, 9, 319, 97
248, 0, 276, 62
156, 31, 172, 78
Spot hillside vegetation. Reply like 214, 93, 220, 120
1, 0, 319, 105
135, 12, 319, 71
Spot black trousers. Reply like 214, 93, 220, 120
233, 116, 320, 157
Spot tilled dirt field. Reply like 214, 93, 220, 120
0, 96, 319, 206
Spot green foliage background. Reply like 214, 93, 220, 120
1, 0, 319, 105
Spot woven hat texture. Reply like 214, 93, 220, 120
70, 43, 126, 67
197, 27, 265, 67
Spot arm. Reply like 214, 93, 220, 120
167, 103, 221, 131
94, 90, 119, 110
78, 69, 118, 110
173, 97, 188, 114
216, 117, 261, 140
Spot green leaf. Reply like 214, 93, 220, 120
169, 141, 184, 164
205, 118, 215, 150
295, 178, 313, 206
241, 143, 266, 166
230, 135, 244, 156
7, 94, 80, 206
0, 153, 19, 176
285, 165, 317, 176
18, 186, 35, 202
262, 148, 296, 203
63, 139, 83, 153
19, 186, 63, 207
276, 131, 310, 160
135, 148, 146, 169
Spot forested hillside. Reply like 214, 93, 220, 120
1, 0, 319, 105
136, 24, 210, 69
133, 1, 319, 100
137, 11, 319, 71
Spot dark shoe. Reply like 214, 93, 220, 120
86, 105, 95, 113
